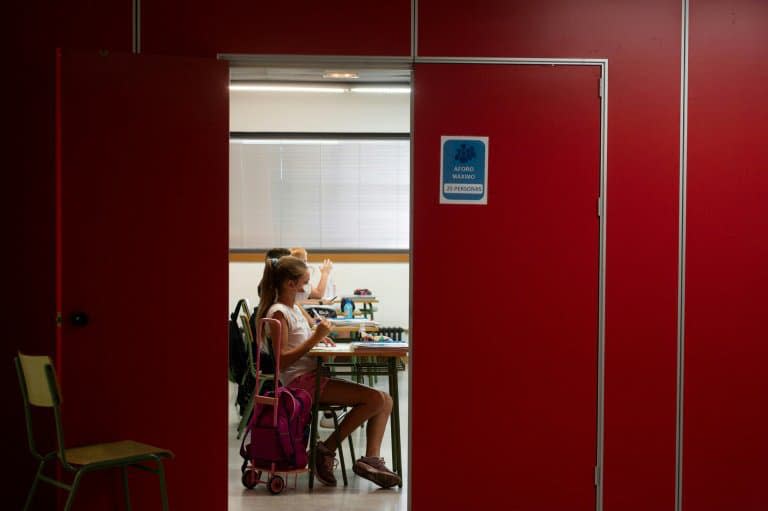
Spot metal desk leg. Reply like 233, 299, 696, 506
308, 358, 322, 489
364, 301, 374, 320
388, 357, 402, 486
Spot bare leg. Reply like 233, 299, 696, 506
318, 379, 393, 457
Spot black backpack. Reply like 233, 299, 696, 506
228, 299, 251, 387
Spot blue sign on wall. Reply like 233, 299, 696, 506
440, 136, 489, 205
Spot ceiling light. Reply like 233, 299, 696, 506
231, 139, 340, 145
229, 84, 346, 93
322, 71, 360, 79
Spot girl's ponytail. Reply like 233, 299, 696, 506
256, 256, 307, 321
256, 258, 278, 321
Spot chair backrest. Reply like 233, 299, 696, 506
241, 299, 252, 319
229, 298, 253, 384
15, 352, 70, 467
17, 353, 59, 408
239, 314, 256, 376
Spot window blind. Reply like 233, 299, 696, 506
230, 138, 410, 250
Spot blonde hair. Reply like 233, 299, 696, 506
290, 247, 308, 261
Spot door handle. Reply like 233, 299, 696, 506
69, 312, 89, 327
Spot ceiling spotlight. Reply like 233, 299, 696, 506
322, 71, 360, 79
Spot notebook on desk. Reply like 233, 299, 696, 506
329, 318, 379, 327
352, 342, 409, 349
310, 344, 351, 352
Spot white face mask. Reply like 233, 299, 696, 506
295, 282, 311, 301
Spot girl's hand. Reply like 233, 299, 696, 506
321, 337, 336, 347
314, 317, 332, 338
320, 258, 333, 275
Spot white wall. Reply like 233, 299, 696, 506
229, 262, 409, 329
229, 90, 410, 133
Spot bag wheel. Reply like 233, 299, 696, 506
268, 475, 285, 494
242, 469, 261, 489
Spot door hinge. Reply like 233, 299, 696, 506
597, 197, 603, 218
594, 465, 601, 487
599, 77, 604, 98
56, 312, 63, 327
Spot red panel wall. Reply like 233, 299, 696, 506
417, 2, 681, 510
142, 0, 412, 57
51, 0, 132, 52
684, 1, 768, 509
412, 63, 601, 511
5, 1, 131, 508
10, 1, 768, 510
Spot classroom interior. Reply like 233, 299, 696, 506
227, 64, 412, 509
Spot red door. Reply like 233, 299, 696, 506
56, 50, 228, 510
411, 63, 601, 510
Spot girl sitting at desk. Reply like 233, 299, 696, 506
256, 255, 401, 489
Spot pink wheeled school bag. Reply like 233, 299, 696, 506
239, 316, 313, 494
241, 385, 312, 470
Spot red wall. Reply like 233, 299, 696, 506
418, 2, 681, 510
6, 0, 768, 509
142, 0, 412, 57
685, 1, 768, 509
5, 1, 132, 508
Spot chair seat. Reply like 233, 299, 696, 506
64, 440, 173, 466
320, 403, 346, 411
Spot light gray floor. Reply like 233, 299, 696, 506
228, 368, 409, 511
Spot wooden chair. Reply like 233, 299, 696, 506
15, 352, 173, 511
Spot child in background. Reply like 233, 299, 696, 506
256, 256, 401, 489
266, 247, 291, 259
290, 247, 334, 302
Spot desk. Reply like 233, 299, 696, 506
300, 305, 379, 338
306, 344, 407, 489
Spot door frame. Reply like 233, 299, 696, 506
221, 52, 416, 503
220, 53, 609, 511
418, 55, 608, 511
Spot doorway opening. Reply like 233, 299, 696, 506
226, 57, 412, 510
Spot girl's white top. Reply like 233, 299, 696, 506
266, 302, 314, 385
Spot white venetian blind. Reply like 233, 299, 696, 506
230, 138, 410, 250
